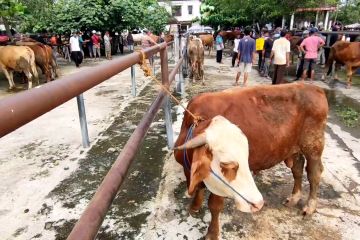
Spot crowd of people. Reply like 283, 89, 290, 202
213, 26, 328, 87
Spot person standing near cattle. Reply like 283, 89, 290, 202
234, 27, 256, 86
261, 31, 273, 79
92, 31, 101, 60
127, 32, 134, 52
255, 32, 265, 72
215, 31, 224, 63
270, 31, 290, 84
300, 28, 325, 83
231, 34, 241, 68
69, 31, 83, 68
104, 31, 112, 60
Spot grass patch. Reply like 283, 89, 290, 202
335, 105, 360, 127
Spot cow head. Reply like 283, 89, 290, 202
176, 115, 264, 213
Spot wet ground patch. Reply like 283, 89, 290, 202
48, 82, 169, 239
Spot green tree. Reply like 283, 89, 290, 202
337, 0, 360, 25
0, 0, 25, 39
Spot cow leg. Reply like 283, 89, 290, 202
346, 65, 353, 89
302, 138, 324, 215
205, 193, 224, 240
189, 183, 205, 215
24, 71, 33, 89
2, 68, 15, 89
284, 154, 305, 207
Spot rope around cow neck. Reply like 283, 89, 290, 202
137, 50, 203, 125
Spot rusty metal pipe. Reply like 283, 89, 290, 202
67, 51, 184, 240
0, 42, 169, 138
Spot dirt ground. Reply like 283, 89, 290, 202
0, 49, 359, 240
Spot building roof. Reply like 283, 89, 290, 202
295, 6, 337, 12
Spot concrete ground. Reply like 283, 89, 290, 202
0, 50, 359, 240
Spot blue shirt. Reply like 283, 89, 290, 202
238, 36, 255, 63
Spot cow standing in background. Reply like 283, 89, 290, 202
174, 83, 328, 240
322, 41, 360, 88
0, 45, 38, 89
199, 34, 214, 55
187, 36, 205, 84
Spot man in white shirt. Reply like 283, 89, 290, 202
232, 34, 241, 67
69, 31, 83, 67
270, 31, 290, 84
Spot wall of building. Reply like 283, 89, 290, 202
159, 0, 201, 23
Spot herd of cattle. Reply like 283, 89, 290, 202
0, 38, 57, 90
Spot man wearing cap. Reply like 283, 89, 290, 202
69, 31, 83, 67
92, 31, 101, 60
300, 28, 325, 82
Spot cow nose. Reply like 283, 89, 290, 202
251, 200, 264, 212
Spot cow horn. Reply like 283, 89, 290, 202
174, 133, 207, 150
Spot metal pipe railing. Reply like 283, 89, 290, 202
0, 42, 168, 138
67, 50, 184, 240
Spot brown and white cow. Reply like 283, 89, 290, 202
174, 83, 328, 239
16, 41, 58, 82
0, 45, 38, 89
199, 34, 214, 55
187, 36, 205, 84
322, 41, 360, 88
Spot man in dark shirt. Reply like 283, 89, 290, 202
234, 27, 256, 86
261, 32, 273, 79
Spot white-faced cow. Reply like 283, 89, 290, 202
174, 83, 328, 239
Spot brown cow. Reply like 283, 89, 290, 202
174, 83, 328, 239
187, 36, 205, 84
164, 34, 174, 43
199, 34, 214, 55
16, 41, 58, 82
0, 45, 38, 89
219, 30, 241, 44
322, 41, 360, 88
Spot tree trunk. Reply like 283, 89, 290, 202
2, 17, 13, 41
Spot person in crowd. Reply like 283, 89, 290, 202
78, 31, 84, 57
92, 31, 101, 60
255, 32, 265, 72
316, 30, 326, 65
83, 31, 94, 58
215, 31, 224, 63
270, 31, 290, 84
50, 34, 58, 58
231, 34, 241, 67
295, 30, 310, 80
300, 28, 325, 82
104, 31, 112, 60
69, 31, 83, 67
127, 32, 134, 52
141, 30, 157, 65
234, 27, 256, 86
118, 32, 124, 54
261, 31, 273, 79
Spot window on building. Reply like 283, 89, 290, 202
188, 5, 193, 15
172, 6, 182, 17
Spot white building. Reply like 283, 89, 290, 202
158, 0, 202, 32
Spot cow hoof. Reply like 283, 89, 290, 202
205, 232, 219, 240
302, 199, 317, 216
189, 207, 200, 217
284, 195, 301, 207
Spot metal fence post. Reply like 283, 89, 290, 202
160, 47, 174, 148
131, 65, 136, 97
76, 94, 90, 148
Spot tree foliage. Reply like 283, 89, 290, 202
337, 0, 360, 25
0, 0, 25, 37
201, 0, 340, 28
14, 0, 169, 34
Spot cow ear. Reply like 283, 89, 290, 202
220, 162, 239, 182
188, 146, 212, 196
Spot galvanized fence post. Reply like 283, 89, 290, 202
76, 94, 90, 148
160, 47, 174, 148
131, 65, 136, 97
